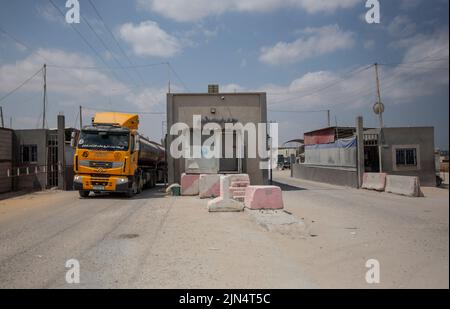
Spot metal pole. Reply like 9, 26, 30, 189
327, 110, 331, 127
356, 116, 364, 188
375, 63, 383, 128
0, 106, 4, 128
374, 63, 384, 172
167, 62, 171, 94
79, 105, 83, 129
42, 64, 47, 129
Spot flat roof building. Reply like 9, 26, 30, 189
166, 86, 269, 185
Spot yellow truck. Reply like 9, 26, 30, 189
72, 112, 165, 198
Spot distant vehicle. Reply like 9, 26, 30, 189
283, 158, 291, 170
72, 112, 166, 198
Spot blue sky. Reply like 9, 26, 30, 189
0, 0, 448, 148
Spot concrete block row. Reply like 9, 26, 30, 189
361, 173, 423, 197
362, 173, 387, 191
385, 175, 424, 197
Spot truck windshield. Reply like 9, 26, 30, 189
78, 131, 129, 151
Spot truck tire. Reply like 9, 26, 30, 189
125, 176, 138, 198
79, 190, 90, 198
137, 175, 143, 194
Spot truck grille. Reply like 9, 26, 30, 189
89, 161, 113, 168
90, 176, 111, 186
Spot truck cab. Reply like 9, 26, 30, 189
73, 112, 157, 198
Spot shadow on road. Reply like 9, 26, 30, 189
81, 184, 167, 201
271, 180, 307, 191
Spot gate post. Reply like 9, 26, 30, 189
356, 116, 365, 188
57, 114, 66, 190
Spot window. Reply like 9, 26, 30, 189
21, 145, 38, 163
396, 148, 417, 166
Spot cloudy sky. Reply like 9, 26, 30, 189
0, 0, 448, 148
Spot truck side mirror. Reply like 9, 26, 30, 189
135, 135, 140, 152
70, 131, 79, 148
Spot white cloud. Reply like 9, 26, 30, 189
259, 25, 354, 65
222, 29, 449, 111
118, 21, 182, 58
0, 49, 128, 97
138, 0, 360, 22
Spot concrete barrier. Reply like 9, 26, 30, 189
385, 175, 424, 197
227, 174, 250, 202
244, 186, 284, 210
181, 173, 200, 196
207, 175, 244, 212
361, 173, 387, 191
199, 174, 221, 199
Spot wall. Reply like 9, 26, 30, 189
13, 129, 48, 191
292, 163, 358, 188
380, 127, 436, 186
166, 92, 268, 185
0, 128, 13, 193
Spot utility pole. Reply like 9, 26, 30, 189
167, 62, 171, 94
327, 110, 331, 127
42, 64, 47, 129
374, 63, 384, 172
0, 106, 4, 128
9, 117, 12, 129
79, 105, 83, 129
374, 63, 383, 128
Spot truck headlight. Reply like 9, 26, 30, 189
116, 177, 128, 185
74, 175, 83, 183
112, 162, 124, 168
79, 160, 90, 167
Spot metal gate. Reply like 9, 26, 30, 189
47, 133, 58, 188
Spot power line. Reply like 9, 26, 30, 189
47, 0, 122, 82
269, 64, 374, 105
87, 0, 149, 87
379, 57, 449, 67
80, 13, 139, 87
168, 62, 190, 92
0, 25, 109, 97
46, 62, 167, 70
0, 67, 43, 103
82, 105, 166, 115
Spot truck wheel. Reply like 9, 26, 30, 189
125, 178, 138, 198
137, 175, 143, 194
79, 190, 90, 198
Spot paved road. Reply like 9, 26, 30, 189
272, 170, 449, 288
0, 187, 314, 289
0, 172, 448, 288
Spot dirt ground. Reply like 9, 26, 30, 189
0, 170, 448, 288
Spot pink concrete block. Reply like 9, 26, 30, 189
231, 181, 250, 188
181, 173, 200, 196
199, 174, 221, 198
244, 186, 283, 210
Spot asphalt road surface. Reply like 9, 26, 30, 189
0, 171, 448, 288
